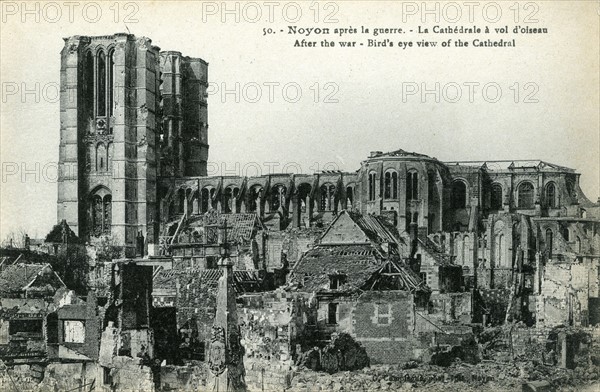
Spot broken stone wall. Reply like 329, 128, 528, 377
159, 363, 207, 391
0, 363, 44, 391
42, 362, 99, 391
429, 292, 472, 324
238, 290, 312, 391
176, 280, 216, 352
482, 324, 600, 372
0, 362, 98, 392
537, 257, 599, 326
103, 356, 156, 392
265, 229, 321, 271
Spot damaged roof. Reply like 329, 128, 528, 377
418, 237, 457, 267
363, 258, 430, 293
288, 244, 385, 293
445, 160, 575, 173
0, 263, 66, 295
184, 213, 265, 243
153, 267, 263, 293
320, 211, 405, 255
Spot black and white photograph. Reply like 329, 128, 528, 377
0, 1, 599, 391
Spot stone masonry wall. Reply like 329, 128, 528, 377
238, 290, 311, 391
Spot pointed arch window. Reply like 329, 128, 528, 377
97, 51, 106, 117
90, 188, 111, 236
384, 171, 398, 199
575, 236, 581, 253
546, 182, 556, 208
85, 52, 94, 117
107, 49, 115, 117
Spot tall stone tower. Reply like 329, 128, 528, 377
57, 34, 208, 255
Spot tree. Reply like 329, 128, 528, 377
1, 227, 28, 248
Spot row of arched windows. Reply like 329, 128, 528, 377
489, 181, 558, 210
368, 170, 419, 201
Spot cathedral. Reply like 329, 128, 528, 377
57, 34, 600, 327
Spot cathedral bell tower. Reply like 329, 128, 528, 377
57, 34, 208, 256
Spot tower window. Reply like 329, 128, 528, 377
108, 50, 115, 116
97, 51, 106, 116
368, 172, 376, 201
407, 171, 418, 200
90, 188, 112, 236
384, 171, 398, 199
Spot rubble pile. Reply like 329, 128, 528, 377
296, 333, 370, 374
288, 360, 600, 392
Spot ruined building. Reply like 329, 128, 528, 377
55, 33, 600, 330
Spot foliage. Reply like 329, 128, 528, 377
95, 235, 123, 262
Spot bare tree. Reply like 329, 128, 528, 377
1, 227, 28, 248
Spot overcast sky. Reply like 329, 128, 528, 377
1, 1, 598, 238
